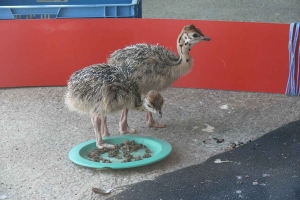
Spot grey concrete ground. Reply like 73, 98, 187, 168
143, 0, 300, 23
1, 88, 300, 200
1, 1, 300, 200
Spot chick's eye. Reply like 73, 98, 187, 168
192, 33, 199, 38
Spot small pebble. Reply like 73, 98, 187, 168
213, 138, 225, 143
217, 139, 224, 143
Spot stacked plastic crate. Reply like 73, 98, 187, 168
0, 0, 142, 20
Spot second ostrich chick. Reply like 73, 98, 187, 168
65, 64, 164, 149
108, 24, 210, 133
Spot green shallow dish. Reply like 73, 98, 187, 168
68, 135, 172, 169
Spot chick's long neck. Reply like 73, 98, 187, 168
177, 32, 192, 59
135, 99, 147, 112
171, 32, 194, 79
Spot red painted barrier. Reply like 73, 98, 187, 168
0, 18, 289, 94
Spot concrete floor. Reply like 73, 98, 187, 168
143, 0, 300, 23
1, 1, 300, 200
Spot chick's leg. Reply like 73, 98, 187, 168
146, 112, 166, 128
100, 116, 110, 137
91, 115, 114, 149
119, 108, 136, 134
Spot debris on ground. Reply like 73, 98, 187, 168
214, 158, 233, 163
220, 104, 229, 109
223, 140, 252, 151
213, 138, 225, 143
202, 124, 214, 133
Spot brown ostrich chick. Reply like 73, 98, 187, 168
65, 64, 164, 149
108, 24, 210, 134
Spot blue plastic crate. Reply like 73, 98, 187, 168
0, 0, 142, 20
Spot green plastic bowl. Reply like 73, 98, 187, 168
68, 135, 172, 169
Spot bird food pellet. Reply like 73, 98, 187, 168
87, 140, 151, 163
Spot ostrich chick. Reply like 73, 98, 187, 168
108, 24, 210, 134
65, 64, 164, 149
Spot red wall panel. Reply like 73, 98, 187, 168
0, 18, 289, 93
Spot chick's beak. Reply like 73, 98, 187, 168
158, 111, 162, 118
203, 36, 211, 41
